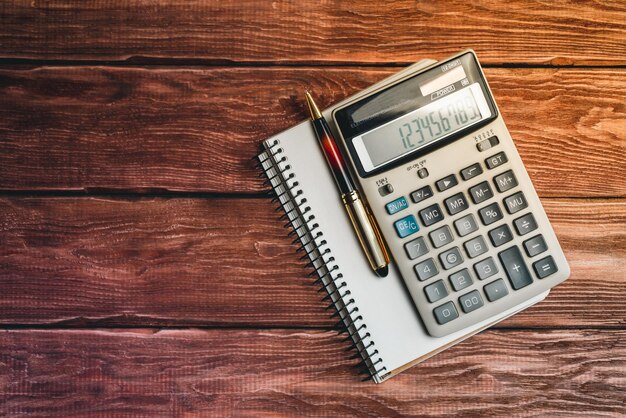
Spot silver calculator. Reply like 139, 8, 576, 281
333, 50, 570, 337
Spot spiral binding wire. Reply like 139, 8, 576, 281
255, 139, 388, 382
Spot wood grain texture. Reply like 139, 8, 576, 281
0, 0, 624, 414
1, 197, 623, 328
1, 0, 625, 65
0, 66, 624, 195
1, 328, 624, 416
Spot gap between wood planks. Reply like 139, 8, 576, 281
0, 190, 624, 200
0, 324, 624, 331
2, 57, 626, 69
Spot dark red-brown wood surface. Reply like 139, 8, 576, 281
1, 1, 625, 416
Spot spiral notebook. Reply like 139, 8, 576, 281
257, 60, 548, 383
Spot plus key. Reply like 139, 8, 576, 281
498, 246, 533, 290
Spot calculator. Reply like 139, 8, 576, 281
332, 50, 570, 337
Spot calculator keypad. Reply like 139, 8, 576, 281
383, 147, 564, 332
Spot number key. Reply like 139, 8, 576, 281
454, 214, 478, 237
429, 225, 454, 249
459, 290, 484, 313
449, 268, 473, 291
405, 236, 429, 260
464, 235, 488, 258
474, 257, 498, 280
439, 247, 463, 270
415, 258, 438, 281
424, 280, 448, 303
433, 301, 459, 325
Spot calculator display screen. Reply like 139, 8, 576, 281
334, 52, 498, 177
359, 86, 485, 169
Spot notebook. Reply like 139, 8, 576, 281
257, 59, 548, 383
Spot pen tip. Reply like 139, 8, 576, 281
375, 265, 389, 278
304, 90, 323, 120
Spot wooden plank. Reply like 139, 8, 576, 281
0, 67, 624, 196
1, 1, 625, 65
0, 328, 624, 416
0, 197, 623, 328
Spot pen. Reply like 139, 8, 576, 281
304, 91, 390, 278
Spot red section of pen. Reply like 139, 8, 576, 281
305, 92, 354, 194
312, 117, 354, 194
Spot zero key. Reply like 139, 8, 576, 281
433, 301, 459, 325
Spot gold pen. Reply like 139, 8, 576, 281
305, 91, 390, 277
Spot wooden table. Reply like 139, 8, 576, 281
1, 1, 625, 416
